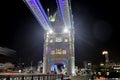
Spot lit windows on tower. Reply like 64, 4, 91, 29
62, 50, 66, 54
50, 39, 53, 43
55, 37, 62, 42
64, 39, 68, 42
56, 49, 62, 54
51, 50, 55, 55
46, 38, 48, 42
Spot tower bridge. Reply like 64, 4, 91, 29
23, 0, 75, 75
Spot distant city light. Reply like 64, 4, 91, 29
100, 63, 104, 66
102, 51, 108, 55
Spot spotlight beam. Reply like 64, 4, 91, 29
23, 0, 52, 31
56, 0, 72, 29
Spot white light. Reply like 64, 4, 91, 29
100, 63, 104, 66
49, 30, 53, 34
102, 51, 108, 55
63, 64, 65, 67
64, 28, 69, 33
19, 70, 22, 73
47, 29, 53, 34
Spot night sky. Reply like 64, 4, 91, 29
0, 0, 120, 67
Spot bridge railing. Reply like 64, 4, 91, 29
0, 73, 64, 80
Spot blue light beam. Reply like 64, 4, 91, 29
23, 0, 53, 31
56, 0, 73, 29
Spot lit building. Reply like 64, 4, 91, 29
24, 0, 75, 75
102, 51, 110, 68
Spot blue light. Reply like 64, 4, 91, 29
48, 58, 51, 63
56, 0, 65, 27
56, 0, 72, 29
29, 0, 34, 4
47, 47, 51, 51
35, 0, 53, 29
23, 0, 53, 31
66, 58, 69, 64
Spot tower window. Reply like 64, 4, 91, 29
64, 39, 68, 42
63, 50, 66, 54
56, 49, 62, 54
46, 38, 48, 42
51, 50, 55, 55
50, 39, 53, 43
56, 37, 62, 42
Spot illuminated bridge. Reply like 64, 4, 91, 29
23, 0, 75, 75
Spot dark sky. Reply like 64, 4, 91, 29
0, 0, 120, 67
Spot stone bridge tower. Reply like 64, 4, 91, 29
24, 0, 75, 75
